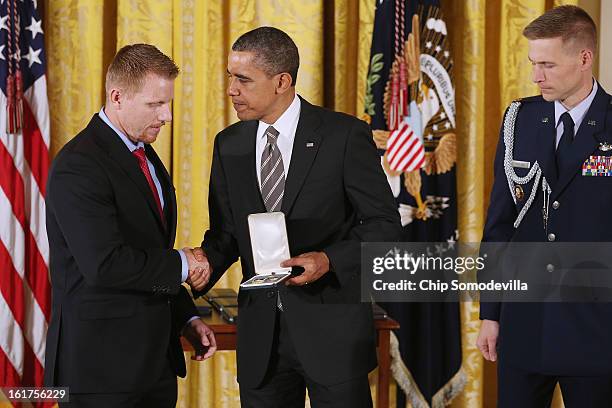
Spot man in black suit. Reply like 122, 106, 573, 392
476, 6, 612, 407
193, 27, 401, 407
44, 44, 216, 408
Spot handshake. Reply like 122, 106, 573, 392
183, 247, 210, 291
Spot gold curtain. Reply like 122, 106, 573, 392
41, 0, 596, 407
43, 0, 372, 406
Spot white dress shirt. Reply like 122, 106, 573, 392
255, 94, 301, 187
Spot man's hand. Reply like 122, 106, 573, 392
476, 319, 499, 362
183, 247, 210, 291
281, 251, 330, 286
182, 318, 217, 361
191, 247, 207, 263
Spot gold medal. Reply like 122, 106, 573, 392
514, 185, 524, 201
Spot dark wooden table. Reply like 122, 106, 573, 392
182, 311, 400, 408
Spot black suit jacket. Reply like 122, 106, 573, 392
199, 97, 401, 388
44, 114, 198, 393
481, 84, 612, 375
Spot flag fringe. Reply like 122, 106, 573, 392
389, 332, 467, 408
431, 365, 467, 408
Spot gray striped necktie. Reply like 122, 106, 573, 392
260, 125, 285, 311
260, 126, 285, 212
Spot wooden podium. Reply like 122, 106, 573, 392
182, 310, 399, 408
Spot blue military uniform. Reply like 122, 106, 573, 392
481, 83, 612, 406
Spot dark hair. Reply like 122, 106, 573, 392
523, 5, 597, 53
106, 43, 179, 94
232, 26, 299, 86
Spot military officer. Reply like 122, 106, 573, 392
476, 5, 612, 407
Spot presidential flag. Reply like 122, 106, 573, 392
386, 120, 425, 173
0, 0, 52, 406
363, 1, 465, 406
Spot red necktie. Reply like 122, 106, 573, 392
132, 148, 165, 225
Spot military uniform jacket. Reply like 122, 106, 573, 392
480, 84, 612, 375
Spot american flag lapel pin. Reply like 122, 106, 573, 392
306, 142, 314, 148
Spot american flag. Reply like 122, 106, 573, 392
385, 119, 425, 172
0, 0, 52, 405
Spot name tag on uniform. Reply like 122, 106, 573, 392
582, 155, 612, 176
511, 160, 531, 169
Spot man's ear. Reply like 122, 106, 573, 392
580, 48, 594, 71
108, 88, 123, 107
276, 73, 293, 94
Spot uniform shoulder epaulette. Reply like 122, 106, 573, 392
517, 95, 544, 103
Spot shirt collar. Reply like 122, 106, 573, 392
258, 94, 301, 140
554, 79, 598, 130
98, 107, 145, 152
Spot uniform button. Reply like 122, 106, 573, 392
552, 201, 560, 210
546, 264, 555, 272
267, 291, 275, 298
547, 233, 556, 242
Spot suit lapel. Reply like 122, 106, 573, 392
281, 99, 322, 215
237, 121, 267, 213
145, 144, 175, 243
89, 115, 167, 234
551, 86, 609, 201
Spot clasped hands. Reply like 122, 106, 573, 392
183, 247, 211, 291
184, 247, 331, 289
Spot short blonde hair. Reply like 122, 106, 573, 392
523, 5, 597, 54
105, 44, 179, 95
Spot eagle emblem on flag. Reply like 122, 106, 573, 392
364, 5, 456, 225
